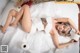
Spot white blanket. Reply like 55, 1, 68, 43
0, 26, 79, 53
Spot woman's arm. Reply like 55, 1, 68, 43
54, 18, 69, 23
68, 18, 79, 34
50, 29, 73, 49
54, 18, 79, 34
50, 19, 73, 49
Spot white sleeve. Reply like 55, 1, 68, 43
35, 18, 44, 31
70, 30, 80, 41
45, 17, 52, 33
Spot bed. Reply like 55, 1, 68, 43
0, 1, 80, 53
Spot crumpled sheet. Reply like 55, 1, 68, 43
0, 26, 79, 53
0, 26, 54, 53
8, 27, 55, 53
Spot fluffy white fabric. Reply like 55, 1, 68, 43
29, 18, 44, 34
45, 17, 53, 33
70, 30, 80, 41
8, 28, 54, 53
1, 27, 79, 53
30, 2, 56, 19
34, 18, 44, 31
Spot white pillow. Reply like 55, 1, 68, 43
1, 1, 16, 26
55, 3, 79, 29
0, 0, 9, 15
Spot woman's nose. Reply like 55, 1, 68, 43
59, 28, 62, 30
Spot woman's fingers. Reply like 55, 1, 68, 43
69, 39, 75, 43
76, 30, 80, 35
1, 28, 6, 33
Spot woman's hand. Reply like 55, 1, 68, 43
75, 30, 80, 35
69, 39, 74, 43
0, 25, 6, 33
69, 39, 77, 43
1, 27, 6, 33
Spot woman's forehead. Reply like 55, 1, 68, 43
58, 22, 69, 25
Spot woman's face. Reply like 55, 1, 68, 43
57, 24, 71, 34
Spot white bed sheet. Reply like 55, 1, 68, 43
0, 26, 79, 53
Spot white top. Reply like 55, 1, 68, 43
44, 17, 52, 33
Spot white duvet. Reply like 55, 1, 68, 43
0, 1, 79, 53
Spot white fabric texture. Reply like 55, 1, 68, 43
8, 28, 55, 53
45, 17, 53, 33
32, 18, 44, 32
0, 26, 79, 53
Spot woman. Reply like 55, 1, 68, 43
0, 0, 79, 49
41, 18, 80, 48
51, 18, 80, 48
